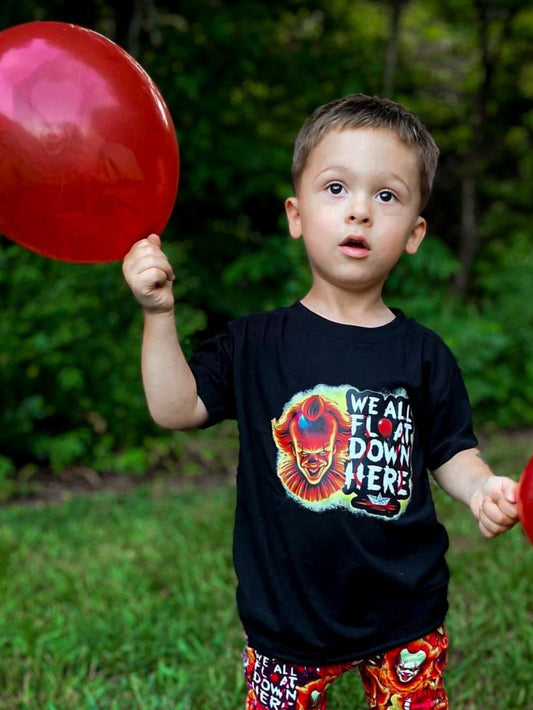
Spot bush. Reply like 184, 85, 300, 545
386, 235, 533, 430
0, 240, 206, 472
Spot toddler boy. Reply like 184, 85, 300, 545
123, 94, 518, 709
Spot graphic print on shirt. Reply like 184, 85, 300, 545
271, 385, 414, 519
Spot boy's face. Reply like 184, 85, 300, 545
285, 128, 426, 297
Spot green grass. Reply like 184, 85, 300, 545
0, 486, 243, 709
0, 452, 531, 709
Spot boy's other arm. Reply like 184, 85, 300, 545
123, 235, 209, 430
432, 448, 518, 538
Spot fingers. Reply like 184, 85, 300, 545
478, 498, 517, 538
123, 235, 175, 312
124, 235, 174, 282
477, 477, 519, 538
146, 233, 161, 247
123, 233, 163, 261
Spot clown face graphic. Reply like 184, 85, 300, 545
272, 393, 351, 504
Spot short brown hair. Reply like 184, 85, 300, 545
291, 93, 439, 209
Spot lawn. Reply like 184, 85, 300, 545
0, 433, 531, 709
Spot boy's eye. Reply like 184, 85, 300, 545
327, 182, 345, 195
377, 190, 397, 203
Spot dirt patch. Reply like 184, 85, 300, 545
4, 463, 236, 507
4, 428, 531, 507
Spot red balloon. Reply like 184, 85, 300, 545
377, 417, 393, 439
517, 455, 533, 545
0, 21, 179, 263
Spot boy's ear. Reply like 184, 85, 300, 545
405, 216, 426, 255
285, 196, 302, 239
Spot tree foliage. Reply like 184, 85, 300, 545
0, 0, 532, 474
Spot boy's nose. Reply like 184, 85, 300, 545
347, 205, 371, 224
348, 212, 371, 224
347, 194, 372, 224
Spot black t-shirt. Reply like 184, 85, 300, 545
189, 302, 477, 663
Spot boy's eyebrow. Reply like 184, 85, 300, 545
316, 165, 414, 194
381, 172, 413, 194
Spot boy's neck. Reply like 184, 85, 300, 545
300, 288, 395, 328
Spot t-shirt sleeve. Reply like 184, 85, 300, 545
423, 342, 478, 471
188, 327, 237, 426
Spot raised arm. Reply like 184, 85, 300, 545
432, 447, 518, 539
122, 234, 208, 430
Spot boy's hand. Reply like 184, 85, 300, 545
123, 234, 175, 314
470, 476, 519, 538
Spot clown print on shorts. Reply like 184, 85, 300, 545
243, 626, 449, 710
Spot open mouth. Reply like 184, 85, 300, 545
344, 237, 367, 247
340, 236, 370, 254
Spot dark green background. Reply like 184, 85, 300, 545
1, 0, 532, 477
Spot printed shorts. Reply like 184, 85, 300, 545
243, 626, 448, 710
